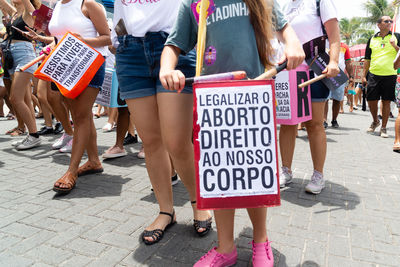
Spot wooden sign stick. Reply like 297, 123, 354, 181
196, 0, 209, 77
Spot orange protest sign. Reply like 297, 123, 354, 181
34, 32, 104, 99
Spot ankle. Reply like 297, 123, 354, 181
253, 235, 268, 244
216, 243, 236, 254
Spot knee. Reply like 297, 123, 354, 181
165, 140, 191, 159
140, 133, 163, 152
306, 119, 324, 133
72, 113, 91, 126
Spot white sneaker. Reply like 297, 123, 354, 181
305, 170, 325, 194
15, 135, 41, 150
137, 146, 145, 159
380, 128, 389, 138
59, 138, 73, 153
11, 139, 24, 147
52, 133, 73, 150
102, 123, 114, 132
279, 166, 293, 188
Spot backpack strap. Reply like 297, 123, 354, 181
316, 0, 327, 36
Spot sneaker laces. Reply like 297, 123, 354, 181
311, 170, 323, 183
251, 241, 272, 261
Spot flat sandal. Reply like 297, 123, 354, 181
191, 201, 212, 237
142, 210, 176, 245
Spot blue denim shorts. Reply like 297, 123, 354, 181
310, 71, 330, 102
328, 83, 346, 101
9, 41, 37, 75
88, 59, 106, 89
116, 32, 196, 100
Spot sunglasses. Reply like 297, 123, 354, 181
383, 20, 393, 23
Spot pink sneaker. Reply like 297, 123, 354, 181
252, 240, 274, 267
194, 247, 237, 267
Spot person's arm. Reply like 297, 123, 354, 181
0, 0, 16, 16
23, 27, 55, 44
276, 24, 305, 70
345, 60, 353, 82
323, 18, 340, 78
394, 50, 400, 69
20, 0, 35, 27
159, 45, 185, 92
79, 0, 111, 48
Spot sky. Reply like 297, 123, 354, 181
336, 0, 368, 19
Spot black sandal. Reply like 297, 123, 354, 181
141, 210, 176, 245
191, 201, 212, 237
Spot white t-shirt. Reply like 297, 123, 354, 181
282, 0, 338, 45
112, 0, 182, 46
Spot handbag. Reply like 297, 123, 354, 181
1, 38, 14, 71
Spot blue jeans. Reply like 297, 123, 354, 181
9, 41, 37, 75
116, 32, 196, 100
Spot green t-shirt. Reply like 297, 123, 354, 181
165, 0, 287, 79
365, 32, 400, 76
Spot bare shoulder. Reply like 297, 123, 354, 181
83, 0, 103, 10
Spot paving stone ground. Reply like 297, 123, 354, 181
0, 104, 399, 267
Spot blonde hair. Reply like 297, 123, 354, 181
243, 0, 275, 68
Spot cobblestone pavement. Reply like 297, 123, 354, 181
0, 105, 399, 267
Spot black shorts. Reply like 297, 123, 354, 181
366, 73, 396, 101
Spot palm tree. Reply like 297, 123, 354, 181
340, 17, 364, 45
363, 0, 394, 25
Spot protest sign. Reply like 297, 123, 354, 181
193, 80, 280, 210
306, 52, 348, 91
275, 64, 312, 125
352, 61, 364, 83
32, 4, 53, 36
95, 68, 127, 108
34, 32, 105, 99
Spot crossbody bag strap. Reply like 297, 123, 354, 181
316, 0, 327, 36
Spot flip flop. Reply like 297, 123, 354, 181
393, 143, 400, 153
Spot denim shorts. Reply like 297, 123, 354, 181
88, 59, 106, 89
9, 41, 37, 75
310, 71, 330, 102
328, 83, 346, 101
116, 32, 196, 100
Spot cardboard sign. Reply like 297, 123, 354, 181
193, 80, 280, 210
352, 61, 364, 83
32, 4, 53, 36
95, 68, 127, 108
306, 52, 348, 91
34, 32, 105, 99
275, 64, 312, 125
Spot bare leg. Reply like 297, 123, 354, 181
368, 100, 379, 123
304, 102, 326, 173
47, 88, 73, 136
214, 209, 236, 254
9, 72, 37, 133
331, 99, 340, 121
381, 100, 391, 128
157, 93, 211, 225
395, 108, 400, 144
247, 207, 268, 243
126, 96, 173, 242
64, 87, 100, 175
115, 107, 129, 148
279, 124, 297, 170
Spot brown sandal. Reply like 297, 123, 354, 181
53, 172, 78, 194
77, 161, 103, 177
10, 128, 26, 136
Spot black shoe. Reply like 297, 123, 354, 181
331, 120, 339, 128
38, 126, 54, 135
54, 122, 64, 134
323, 121, 328, 129
378, 114, 382, 120
390, 112, 394, 119
171, 174, 179, 186
123, 133, 138, 145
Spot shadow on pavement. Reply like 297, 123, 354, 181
280, 178, 360, 211
140, 182, 190, 207
52, 173, 131, 199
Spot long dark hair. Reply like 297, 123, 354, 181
243, 0, 274, 68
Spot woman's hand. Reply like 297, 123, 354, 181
322, 62, 340, 78
276, 24, 305, 70
159, 69, 186, 92
71, 32, 86, 43
23, 26, 40, 41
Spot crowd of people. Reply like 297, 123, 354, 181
0, 0, 399, 266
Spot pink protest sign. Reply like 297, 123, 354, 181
274, 64, 312, 125
32, 4, 53, 36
